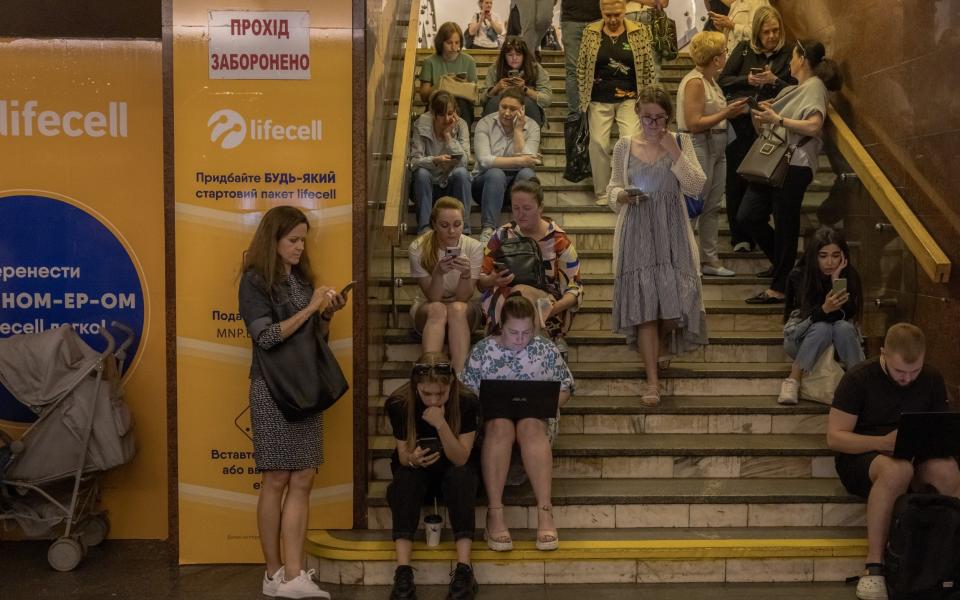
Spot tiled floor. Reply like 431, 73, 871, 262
0, 540, 857, 600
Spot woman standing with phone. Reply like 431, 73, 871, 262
385, 352, 481, 600
604, 85, 707, 406
237, 206, 347, 599
481, 37, 552, 127
408, 198, 485, 373
778, 227, 864, 405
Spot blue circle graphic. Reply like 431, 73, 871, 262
0, 194, 145, 423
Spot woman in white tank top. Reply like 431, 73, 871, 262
676, 31, 748, 277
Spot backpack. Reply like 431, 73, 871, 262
884, 491, 960, 599
493, 235, 547, 290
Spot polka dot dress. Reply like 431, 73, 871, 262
249, 274, 324, 472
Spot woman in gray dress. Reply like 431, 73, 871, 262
237, 205, 346, 599
604, 85, 708, 406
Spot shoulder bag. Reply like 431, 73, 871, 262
736, 127, 811, 188
494, 234, 548, 290
257, 286, 349, 422
438, 73, 479, 105
649, 8, 678, 62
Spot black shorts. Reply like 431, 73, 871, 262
835, 452, 881, 498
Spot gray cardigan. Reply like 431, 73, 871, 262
407, 112, 471, 183
481, 62, 553, 108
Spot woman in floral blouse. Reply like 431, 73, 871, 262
477, 177, 583, 354
460, 295, 574, 554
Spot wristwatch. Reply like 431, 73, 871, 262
778, 117, 784, 128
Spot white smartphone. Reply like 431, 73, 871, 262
832, 278, 847, 295
445, 246, 461, 257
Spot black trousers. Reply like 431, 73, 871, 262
725, 116, 757, 247
387, 460, 478, 541
737, 166, 814, 293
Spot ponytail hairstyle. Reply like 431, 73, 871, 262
799, 227, 861, 322
501, 294, 536, 325
403, 352, 462, 451
509, 176, 544, 208
796, 39, 843, 91
416, 197, 465, 274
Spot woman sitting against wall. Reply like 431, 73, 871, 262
407, 197, 485, 374
778, 227, 864, 405
480, 36, 552, 127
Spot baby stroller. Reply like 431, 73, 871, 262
0, 322, 136, 571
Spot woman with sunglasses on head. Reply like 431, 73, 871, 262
604, 84, 707, 406
777, 227, 864, 405
738, 39, 843, 305
386, 353, 481, 600
677, 30, 749, 278
460, 295, 574, 553
481, 36, 552, 127
408, 197, 485, 374
718, 4, 794, 255
237, 206, 347, 599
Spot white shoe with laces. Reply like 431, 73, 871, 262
263, 566, 285, 597
702, 264, 736, 277
856, 574, 888, 600
777, 377, 800, 405
276, 569, 331, 599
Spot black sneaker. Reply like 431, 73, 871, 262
447, 562, 478, 600
390, 565, 416, 600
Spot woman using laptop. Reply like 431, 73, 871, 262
385, 352, 481, 600
460, 295, 574, 553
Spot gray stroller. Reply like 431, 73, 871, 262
0, 322, 136, 571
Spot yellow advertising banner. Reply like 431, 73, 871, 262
0, 39, 167, 540
174, 1, 354, 563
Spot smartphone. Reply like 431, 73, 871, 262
625, 186, 645, 198
508, 69, 521, 78
832, 278, 847, 294
340, 280, 357, 298
445, 246, 461, 257
455, 72, 468, 81
749, 67, 765, 75
745, 96, 760, 110
449, 153, 464, 161
416, 436, 442, 455
493, 261, 508, 272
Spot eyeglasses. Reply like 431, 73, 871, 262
413, 362, 453, 377
640, 115, 668, 126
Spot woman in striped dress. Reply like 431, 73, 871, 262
604, 85, 708, 406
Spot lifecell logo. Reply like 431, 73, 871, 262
206, 108, 322, 150
0, 100, 128, 138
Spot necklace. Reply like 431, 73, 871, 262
604, 29, 623, 44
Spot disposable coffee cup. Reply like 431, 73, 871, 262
424, 514, 443, 547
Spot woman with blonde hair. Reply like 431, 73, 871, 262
237, 205, 347, 599
677, 30, 748, 277
408, 197, 485, 373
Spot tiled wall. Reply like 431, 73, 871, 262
778, 0, 960, 398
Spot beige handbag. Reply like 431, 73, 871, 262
799, 345, 845, 404
438, 73, 479, 105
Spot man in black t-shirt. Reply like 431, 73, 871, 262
827, 323, 960, 600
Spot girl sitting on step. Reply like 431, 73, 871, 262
408, 197, 485, 373
460, 295, 574, 553
778, 227, 864, 405
385, 352, 481, 600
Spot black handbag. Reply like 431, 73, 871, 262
649, 8, 678, 62
494, 235, 547, 290
257, 298, 349, 422
563, 112, 591, 183
736, 128, 811, 188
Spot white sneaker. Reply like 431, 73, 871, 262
276, 569, 331, 599
702, 264, 736, 277
263, 566, 284, 597
856, 574, 888, 600
595, 194, 608, 206
777, 378, 800, 405
478, 227, 495, 246
732, 241, 752, 253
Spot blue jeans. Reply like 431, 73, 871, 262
560, 19, 587, 119
471, 167, 535, 230
413, 167, 472, 233
784, 319, 864, 373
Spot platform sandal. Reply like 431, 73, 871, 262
483, 506, 513, 552
639, 383, 661, 407
535, 505, 559, 551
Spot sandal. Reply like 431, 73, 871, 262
535, 505, 559, 551
483, 506, 513, 552
657, 359, 671, 370
745, 291, 785, 305
639, 384, 661, 407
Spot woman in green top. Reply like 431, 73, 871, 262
419, 22, 479, 127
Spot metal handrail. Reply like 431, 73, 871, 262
826, 105, 951, 283
380, 0, 421, 244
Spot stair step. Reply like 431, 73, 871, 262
366, 477, 857, 506
383, 328, 782, 345
307, 527, 866, 584
377, 360, 792, 380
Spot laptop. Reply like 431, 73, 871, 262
479, 380, 561, 421
893, 412, 960, 460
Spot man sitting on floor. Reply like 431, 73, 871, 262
826, 322, 960, 600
